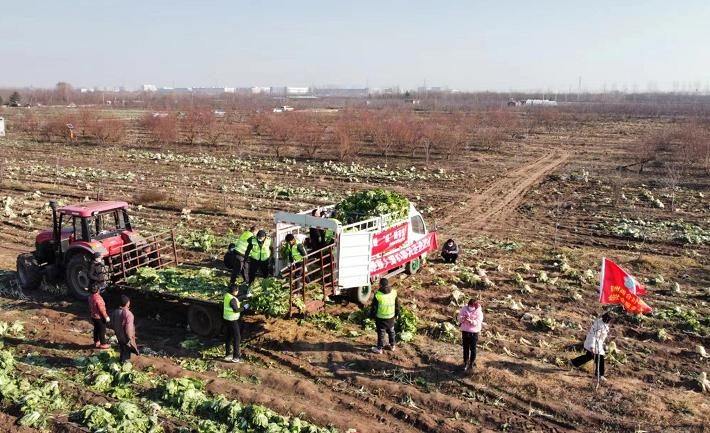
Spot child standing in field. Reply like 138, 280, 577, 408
88, 286, 111, 349
458, 299, 483, 371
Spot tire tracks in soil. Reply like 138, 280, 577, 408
440, 152, 570, 237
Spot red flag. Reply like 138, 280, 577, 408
599, 258, 652, 314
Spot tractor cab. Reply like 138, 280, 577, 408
34, 201, 137, 265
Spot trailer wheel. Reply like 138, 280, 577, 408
405, 256, 422, 275
188, 305, 220, 338
16, 253, 42, 290
352, 286, 373, 306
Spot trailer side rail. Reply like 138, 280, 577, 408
107, 229, 179, 284
282, 244, 337, 316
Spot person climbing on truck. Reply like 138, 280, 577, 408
223, 284, 248, 363
308, 209, 324, 250
284, 233, 307, 288
88, 286, 111, 350
370, 278, 400, 354
321, 210, 335, 246
229, 225, 256, 286
245, 229, 271, 285
285, 233, 307, 265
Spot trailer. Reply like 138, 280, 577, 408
274, 203, 437, 315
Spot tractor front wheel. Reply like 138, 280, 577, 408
66, 254, 96, 301
16, 253, 42, 290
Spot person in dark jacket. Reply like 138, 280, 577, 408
110, 295, 139, 363
441, 238, 459, 263
370, 278, 400, 354
308, 209, 325, 251
88, 286, 111, 349
223, 285, 248, 363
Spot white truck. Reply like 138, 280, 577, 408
273, 203, 438, 313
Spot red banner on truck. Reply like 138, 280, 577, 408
371, 223, 409, 256
370, 232, 438, 276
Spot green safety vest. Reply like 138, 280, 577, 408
289, 243, 303, 263
375, 290, 397, 319
324, 218, 338, 243
223, 293, 240, 321
235, 231, 253, 255
249, 237, 272, 261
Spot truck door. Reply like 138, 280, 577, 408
337, 231, 372, 289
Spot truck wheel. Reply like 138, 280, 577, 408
16, 253, 42, 290
352, 286, 373, 306
188, 305, 220, 338
405, 256, 422, 275
66, 254, 95, 300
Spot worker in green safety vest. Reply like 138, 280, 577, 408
223, 285, 248, 363
284, 233, 307, 289
229, 225, 256, 287
244, 229, 271, 285
321, 210, 336, 245
370, 278, 400, 354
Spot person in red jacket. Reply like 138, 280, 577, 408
88, 286, 111, 349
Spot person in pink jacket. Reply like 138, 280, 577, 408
457, 299, 483, 371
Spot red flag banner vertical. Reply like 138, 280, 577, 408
599, 257, 652, 314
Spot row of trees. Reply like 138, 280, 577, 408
11, 109, 126, 144
8, 107, 526, 163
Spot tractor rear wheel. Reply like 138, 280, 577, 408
66, 254, 96, 301
16, 253, 42, 290
188, 304, 221, 338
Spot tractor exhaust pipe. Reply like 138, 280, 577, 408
49, 200, 58, 241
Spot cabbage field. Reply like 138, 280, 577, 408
0, 106, 709, 433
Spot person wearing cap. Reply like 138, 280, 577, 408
223, 284, 248, 363
244, 229, 272, 285
229, 225, 256, 286
370, 278, 400, 354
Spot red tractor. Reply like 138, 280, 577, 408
16, 200, 176, 300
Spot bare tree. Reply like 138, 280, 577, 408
265, 115, 293, 158
475, 127, 505, 151
181, 109, 209, 145
141, 112, 178, 145
661, 162, 683, 211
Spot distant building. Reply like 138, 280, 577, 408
159, 87, 193, 94
251, 87, 271, 94
286, 86, 310, 95
312, 88, 369, 97
270, 86, 287, 96
524, 99, 558, 106
142, 84, 158, 92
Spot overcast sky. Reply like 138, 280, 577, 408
1, 0, 709, 92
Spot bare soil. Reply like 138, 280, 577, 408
0, 112, 708, 433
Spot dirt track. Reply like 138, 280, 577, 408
441, 151, 571, 236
